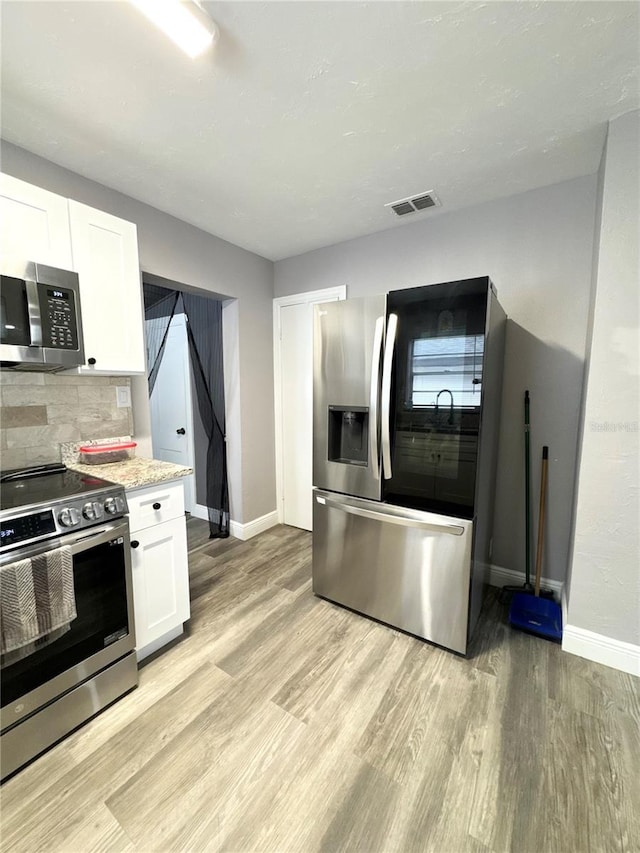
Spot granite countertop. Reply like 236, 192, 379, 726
68, 456, 193, 490
60, 438, 192, 490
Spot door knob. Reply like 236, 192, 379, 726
176, 427, 186, 435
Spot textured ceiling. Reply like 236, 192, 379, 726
1, 1, 638, 261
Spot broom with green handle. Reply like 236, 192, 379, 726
503, 391, 554, 599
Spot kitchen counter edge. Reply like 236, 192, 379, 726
68, 458, 193, 490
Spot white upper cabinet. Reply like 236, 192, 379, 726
0, 173, 147, 376
68, 200, 146, 375
0, 173, 73, 268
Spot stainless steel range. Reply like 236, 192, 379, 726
0, 463, 138, 781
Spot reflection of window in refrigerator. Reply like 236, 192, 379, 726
408, 333, 484, 407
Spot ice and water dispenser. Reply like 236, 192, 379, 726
327, 406, 368, 465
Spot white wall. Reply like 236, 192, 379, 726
566, 111, 640, 653
275, 176, 599, 583
1, 141, 276, 525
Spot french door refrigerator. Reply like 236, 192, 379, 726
312, 276, 506, 654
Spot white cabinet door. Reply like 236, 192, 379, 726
68, 200, 146, 374
130, 516, 190, 654
0, 173, 73, 268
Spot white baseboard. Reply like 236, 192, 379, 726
230, 510, 279, 541
562, 625, 640, 677
488, 563, 564, 598
190, 503, 209, 522
189, 505, 278, 541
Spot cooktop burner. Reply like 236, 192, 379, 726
0, 464, 116, 513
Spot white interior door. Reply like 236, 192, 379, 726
149, 313, 195, 512
274, 287, 347, 531
280, 302, 313, 530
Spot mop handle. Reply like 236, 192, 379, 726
535, 446, 549, 596
524, 390, 531, 587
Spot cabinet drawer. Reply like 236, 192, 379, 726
127, 480, 185, 531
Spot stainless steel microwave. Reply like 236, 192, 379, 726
0, 258, 85, 371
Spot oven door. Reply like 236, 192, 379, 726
0, 518, 135, 732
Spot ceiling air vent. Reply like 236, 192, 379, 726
390, 201, 415, 216
412, 193, 437, 210
385, 190, 441, 217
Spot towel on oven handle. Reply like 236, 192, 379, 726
0, 546, 77, 660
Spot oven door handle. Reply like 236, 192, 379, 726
72, 528, 117, 545
67, 520, 129, 554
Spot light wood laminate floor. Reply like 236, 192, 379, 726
1, 521, 638, 853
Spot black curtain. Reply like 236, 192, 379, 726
143, 283, 229, 539
144, 284, 179, 395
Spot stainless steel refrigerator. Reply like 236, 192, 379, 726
312, 277, 506, 654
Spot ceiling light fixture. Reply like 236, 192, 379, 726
130, 0, 218, 59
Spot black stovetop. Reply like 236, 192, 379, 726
0, 464, 117, 513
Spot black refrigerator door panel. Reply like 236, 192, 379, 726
384, 278, 491, 518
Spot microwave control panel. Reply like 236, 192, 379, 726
39, 285, 79, 350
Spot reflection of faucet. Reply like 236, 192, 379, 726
436, 389, 454, 425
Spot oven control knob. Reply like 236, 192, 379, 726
82, 501, 104, 521
104, 497, 117, 515
59, 507, 80, 527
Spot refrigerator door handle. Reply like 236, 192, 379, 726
315, 494, 465, 535
381, 312, 398, 479
369, 316, 385, 481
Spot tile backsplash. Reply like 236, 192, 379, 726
0, 371, 134, 470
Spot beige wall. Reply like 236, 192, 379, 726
566, 110, 640, 649
1, 372, 132, 470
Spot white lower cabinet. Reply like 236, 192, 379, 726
127, 481, 190, 661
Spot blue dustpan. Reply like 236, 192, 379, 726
509, 591, 562, 642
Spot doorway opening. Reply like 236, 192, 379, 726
143, 275, 230, 539
273, 286, 347, 531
